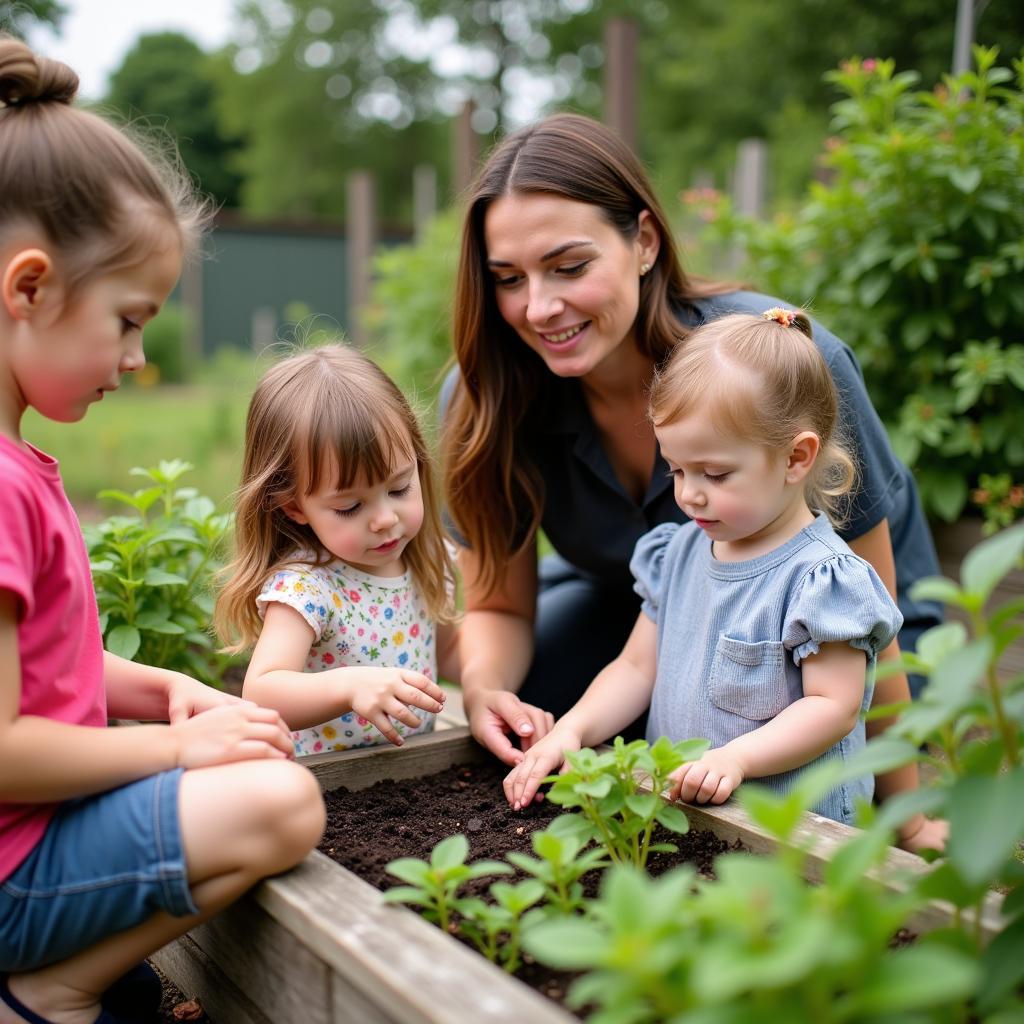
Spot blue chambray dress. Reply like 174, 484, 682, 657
632, 515, 902, 824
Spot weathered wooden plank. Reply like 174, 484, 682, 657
151, 935, 273, 1024
188, 896, 334, 1024
300, 726, 485, 793
253, 850, 575, 1024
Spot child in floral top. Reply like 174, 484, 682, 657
215, 345, 459, 754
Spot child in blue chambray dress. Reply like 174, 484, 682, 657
506, 309, 942, 840
215, 344, 459, 755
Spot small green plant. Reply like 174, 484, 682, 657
84, 460, 234, 686
456, 879, 546, 973
544, 736, 709, 868
383, 833, 512, 934
505, 819, 609, 915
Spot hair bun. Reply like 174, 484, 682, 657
0, 35, 78, 108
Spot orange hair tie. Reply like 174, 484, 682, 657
762, 306, 800, 327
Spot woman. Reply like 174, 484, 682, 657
441, 113, 941, 834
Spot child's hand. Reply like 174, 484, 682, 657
171, 704, 295, 768
898, 814, 948, 856
503, 728, 581, 810
343, 669, 446, 746
167, 671, 253, 724
669, 747, 744, 805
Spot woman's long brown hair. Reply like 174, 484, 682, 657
442, 113, 734, 595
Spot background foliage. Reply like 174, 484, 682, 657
692, 49, 1024, 525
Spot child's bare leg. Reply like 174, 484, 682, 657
2, 760, 324, 1024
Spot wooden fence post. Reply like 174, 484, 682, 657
452, 99, 479, 200
346, 169, 376, 347
603, 17, 637, 150
180, 256, 204, 369
251, 306, 277, 351
413, 164, 437, 241
733, 138, 767, 219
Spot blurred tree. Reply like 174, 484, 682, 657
105, 32, 244, 208
215, 0, 612, 219
0, 0, 65, 35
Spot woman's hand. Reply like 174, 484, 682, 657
503, 726, 580, 809
465, 689, 555, 766
170, 704, 296, 768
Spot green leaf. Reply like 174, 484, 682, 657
858, 270, 890, 308
977, 916, 1024, 1013
961, 524, 1024, 602
430, 834, 469, 871
575, 776, 613, 799
949, 165, 982, 193
623, 793, 659, 818
105, 624, 140, 660
135, 612, 186, 634
143, 568, 189, 587
380, 886, 429, 906
947, 770, 1024, 886
522, 919, 608, 969
385, 858, 431, 886
908, 576, 964, 605
654, 803, 691, 834
850, 946, 979, 1012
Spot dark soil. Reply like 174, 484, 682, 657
319, 756, 739, 1013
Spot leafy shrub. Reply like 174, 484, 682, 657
84, 460, 235, 686
138, 301, 192, 385
364, 209, 460, 410
691, 47, 1024, 526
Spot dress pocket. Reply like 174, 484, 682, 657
709, 636, 790, 721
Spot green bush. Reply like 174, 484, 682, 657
84, 460, 237, 686
364, 209, 460, 414
692, 47, 1024, 527
139, 301, 191, 384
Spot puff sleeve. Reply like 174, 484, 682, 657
255, 566, 335, 642
783, 554, 903, 666
630, 523, 680, 620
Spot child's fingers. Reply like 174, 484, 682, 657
511, 752, 554, 810
398, 671, 446, 704
367, 713, 403, 746
400, 683, 445, 714
386, 700, 423, 730
675, 763, 709, 804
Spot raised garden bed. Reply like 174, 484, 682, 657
153, 725, 1006, 1024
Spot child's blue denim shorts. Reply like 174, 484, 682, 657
0, 768, 198, 971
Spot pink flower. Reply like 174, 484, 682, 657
356, 716, 369, 727
409, 623, 420, 638
322, 652, 335, 664
369, 605, 379, 618
349, 590, 361, 602
862, 58, 877, 72
313, 741, 323, 752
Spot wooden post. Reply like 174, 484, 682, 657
452, 99, 478, 200
952, 0, 974, 75
733, 138, 767, 219
413, 164, 437, 241
250, 306, 276, 351
346, 169, 376, 347
603, 17, 637, 150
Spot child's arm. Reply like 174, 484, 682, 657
669, 640, 866, 805
504, 612, 658, 809
103, 651, 248, 723
0, 591, 294, 804
244, 602, 446, 746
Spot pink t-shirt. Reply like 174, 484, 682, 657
0, 436, 106, 881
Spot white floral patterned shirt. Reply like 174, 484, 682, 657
255, 558, 436, 756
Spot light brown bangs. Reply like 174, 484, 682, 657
301, 399, 415, 497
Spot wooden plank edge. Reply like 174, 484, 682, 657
252, 851, 576, 1024
152, 934, 273, 1024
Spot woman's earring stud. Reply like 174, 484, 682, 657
640, 262, 651, 276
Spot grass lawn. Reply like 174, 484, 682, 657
23, 381, 252, 517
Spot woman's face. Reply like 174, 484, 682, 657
483, 193, 659, 380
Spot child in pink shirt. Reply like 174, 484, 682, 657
0, 35, 324, 1024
